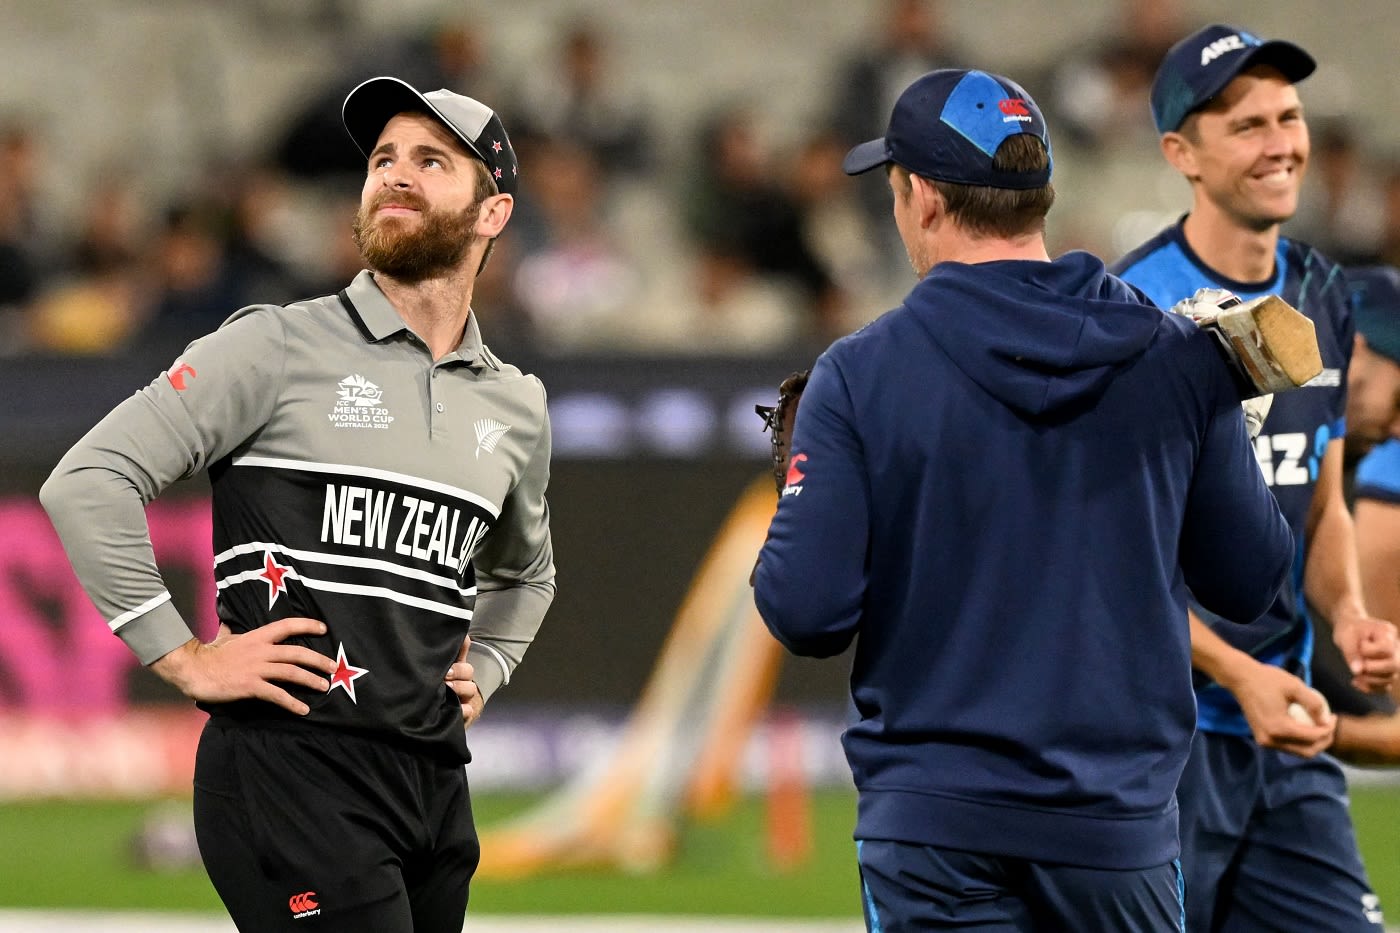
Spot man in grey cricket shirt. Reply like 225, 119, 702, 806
40, 77, 554, 932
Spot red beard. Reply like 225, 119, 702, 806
352, 192, 479, 282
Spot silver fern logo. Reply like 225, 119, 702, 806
474, 418, 512, 458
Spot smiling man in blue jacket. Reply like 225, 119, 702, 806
752, 68, 1295, 932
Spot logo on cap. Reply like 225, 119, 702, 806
1200, 34, 1249, 66
841, 68, 1051, 189
998, 99, 1032, 122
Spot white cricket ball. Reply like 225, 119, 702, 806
1286, 700, 1330, 725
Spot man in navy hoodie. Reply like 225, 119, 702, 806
753, 68, 1294, 932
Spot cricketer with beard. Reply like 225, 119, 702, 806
40, 76, 555, 933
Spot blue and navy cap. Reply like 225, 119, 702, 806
1150, 25, 1315, 133
1351, 266, 1400, 366
342, 76, 519, 196
842, 69, 1052, 189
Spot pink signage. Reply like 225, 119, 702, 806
0, 710, 206, 796
0, 497, 218, 712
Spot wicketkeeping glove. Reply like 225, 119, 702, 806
755, 370, 810, 496
1168, 287, 1274, 439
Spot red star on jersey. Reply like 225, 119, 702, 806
328, 643, 368, 704
258, 551, 293, 609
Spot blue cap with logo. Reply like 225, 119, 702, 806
1150, 24, 1315, 134
1352, 266, 1400, 366
842, 69, 1052, 189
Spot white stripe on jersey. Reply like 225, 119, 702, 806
298, 577, 475, 620
230, 455, 501, 519
108, 591, 173, 632
213, 540, 476, 596
216, 571, 475, 621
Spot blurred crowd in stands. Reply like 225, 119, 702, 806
2, 0, 1399, 359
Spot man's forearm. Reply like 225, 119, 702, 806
1356, 500, 1400, 631
148, 638, 205, 696
1331, 713, 1400, 765
1305, 494, 1368, 627
1304, 441, 1368, 627
1190, 610, 1258, 689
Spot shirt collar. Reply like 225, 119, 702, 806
341, 269, 487, 366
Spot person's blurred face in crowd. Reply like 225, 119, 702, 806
1347, 335, 1400, 453
352, 112, 489, 281
710, 109, 766, 189
886, 0, 937, 53
531, 139, 601, 238
1169, 66, 1310, 232
563, 26, 604, 93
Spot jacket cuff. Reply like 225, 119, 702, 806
467, 642, 511, 703
115, 598, 197, 665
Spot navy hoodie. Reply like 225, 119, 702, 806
753, 251, 1293, 869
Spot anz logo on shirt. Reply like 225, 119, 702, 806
1252, 427, 1331, 487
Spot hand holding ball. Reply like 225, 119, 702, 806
1286, 698, 1330, 726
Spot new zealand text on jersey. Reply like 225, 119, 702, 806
320, 483, 490, 573
1253, 432, 1314, 487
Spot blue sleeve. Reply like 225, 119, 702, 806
752, 352, 869, 657
1356, 439, 1400, 505
1180, 370, 1295, 622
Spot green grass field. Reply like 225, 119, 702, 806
3, 786, 1400, 919
0, 791, 863, 917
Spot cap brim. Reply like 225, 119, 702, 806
842, 138, 893, 176
1238, 40, 1316, 85
342, 76, 490, 168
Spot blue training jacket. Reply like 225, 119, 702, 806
753, 251, 1293, 870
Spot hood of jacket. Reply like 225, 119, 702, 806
911, 251, 1163, 417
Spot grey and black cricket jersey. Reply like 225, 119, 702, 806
42, 271, 555, 762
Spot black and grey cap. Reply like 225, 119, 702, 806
342, 76, 519, 195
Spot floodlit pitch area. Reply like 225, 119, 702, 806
5, 782, 1400, 927
0, 914, 864, 932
